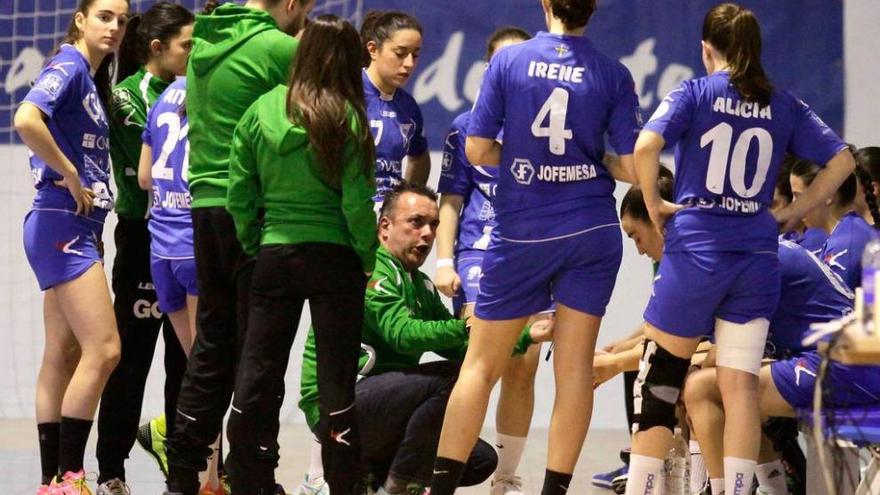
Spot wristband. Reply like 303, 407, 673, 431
436, 258, 454, 268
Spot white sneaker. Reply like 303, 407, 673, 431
96, 479, 131, 495
490, 474, 524, 495
294, 474, 329, 495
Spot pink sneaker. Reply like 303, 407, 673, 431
50, 470, 92, 495
35, 485, 51, 495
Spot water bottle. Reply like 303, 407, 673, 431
861, 236, 880, 329
664, 427, 690, 495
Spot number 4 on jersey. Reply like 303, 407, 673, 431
531, 87, 573, 156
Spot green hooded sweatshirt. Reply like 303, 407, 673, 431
108, 67, 170, 219
227, 85, 378, 272
297, 246, 535, 429
186, 3, 298, 208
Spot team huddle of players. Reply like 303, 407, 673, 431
13, 0, 880, 494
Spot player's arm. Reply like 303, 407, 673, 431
226, 105, 262, 258
604, 152, 637, 184
435, 193, 464, 298
404, 151, 431, 186
774, 149, 855, 232
137, 143, 153, 190
14, 103, 94, 216
635, 130, 682, 232
465, 136, 501, 167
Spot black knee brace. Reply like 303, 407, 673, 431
631, 339, 691, 433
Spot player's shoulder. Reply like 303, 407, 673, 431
393, 86, 421, 113
450, 111, 471, 133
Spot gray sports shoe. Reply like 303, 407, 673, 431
96, 478, 131, 495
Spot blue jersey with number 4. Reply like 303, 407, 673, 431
438, 111, 498, 252
142, 78, 193, 259
22, 44, 114, 220
644, 71, 847, 253
363, 70, 428, 203
469, 32, 641, 242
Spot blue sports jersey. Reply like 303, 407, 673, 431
768, 240, 853, 354
645, 71, 847, 253
438, 111, 498, 252
469, 32, 641, 241
363, 70, 428, 202
820, 212, 876, 290
142, 78, 193, 259
22, 44, 113, 221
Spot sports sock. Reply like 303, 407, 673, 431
690, 439, 708, 493
308, 437, 324, 480
59, 417, 92, 475
495, 433, 526, 478
710, 478, 724, 494
724, 457, 756, 495
541, 469, 572, 494
37, 422, 60, 485
623, 454, 664, 495
428, 456, 465, 495
755, 460, 788, 495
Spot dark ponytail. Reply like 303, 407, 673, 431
360, 10, 422, 67
116, 2, 194, 82
117, 14, 142, 82
548, 0, 597, 30
855, 147, 880, 228
702, 3, 773, 106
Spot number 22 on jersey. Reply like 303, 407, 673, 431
152, 111, 190, 183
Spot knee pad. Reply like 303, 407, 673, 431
715, 318, 768, 376
632, 340, 691, 434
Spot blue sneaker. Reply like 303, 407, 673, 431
591, 464, 628, 489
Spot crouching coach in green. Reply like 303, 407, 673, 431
224, 15, 377, 495
296, 182, 553, 495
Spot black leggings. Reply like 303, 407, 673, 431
97, 218, 187, 483
226, 243, 367, 495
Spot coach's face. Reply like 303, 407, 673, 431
379, 192, 440, 271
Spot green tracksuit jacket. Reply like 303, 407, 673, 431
226, 85, 378, 272
186, 3, 298, 208
108, 67, 170, 219
298, 246, 534, 429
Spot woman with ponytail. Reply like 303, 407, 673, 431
14, 0, 129, 493
625, 4, 855, 495
95, 3, 194, 493
854, 146, 880, 227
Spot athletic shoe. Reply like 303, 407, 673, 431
610, 471, 628, 495
51, 470, 93, 495
136, 414, 168, 477
592, 464, 628, 489
294, 475, 329, 495
489, 474, 524, 495
199, 483, 228, 495
35, 485, 51, 495
95, 479, 130, 495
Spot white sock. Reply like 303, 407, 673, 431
308, 437, 324, 481
724, 457, 756, 495
710, 478, 724, 494
755, 460, 788, 495
690, 440, 708, 493
623, 454, 664, 495
494, 433, 526, 478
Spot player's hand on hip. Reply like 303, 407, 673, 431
434, 265, 461, 298
55, 175, 95, 216
647, 199, 684, 236
773, 205, 802, 233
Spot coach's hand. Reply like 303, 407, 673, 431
435, 265, 461, 298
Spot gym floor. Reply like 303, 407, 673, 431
0, 420, 631, 494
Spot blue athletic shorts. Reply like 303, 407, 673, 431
23, 209, 104, 291
644, 250, 781, 338
475, 224, 622, 320
150, 255, 198, 313
455, 249, 556, 317
770, 351, 880, 409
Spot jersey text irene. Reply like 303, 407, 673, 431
528, 61, 585, 84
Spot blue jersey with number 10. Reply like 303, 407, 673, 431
142, 78, 193, 259
469, 32, 641, 242
645, 71, 847, 253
